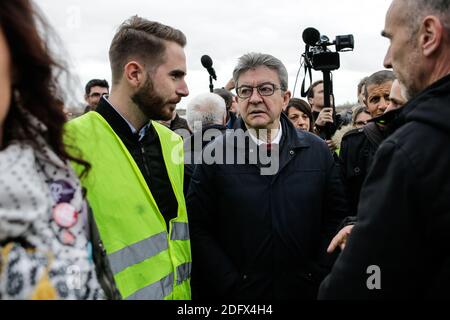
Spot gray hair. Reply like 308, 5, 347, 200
232, 52, 288, 92
401, 0, 450, 37
186, 93, 226, 133
364, 70, 396, 100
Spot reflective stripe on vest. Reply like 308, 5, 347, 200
65, 112, 191, 300
171, 222, 190, 241
176, 262, 192, 285
126, 273, 174, 300
108, 232, 168, 275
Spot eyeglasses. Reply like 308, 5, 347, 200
236, 82, 281, 99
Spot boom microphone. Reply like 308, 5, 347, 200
201, 55, 217, 80
302, 27, 320, 46
201, 55, 213, 68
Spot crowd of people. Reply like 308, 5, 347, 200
1, 0, 449, 300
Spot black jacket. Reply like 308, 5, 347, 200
183, 124, 227, 194
187, 114, 348, 300
339, 123, 385, 216
319, 74, 450, 299
339, 108, 404, 216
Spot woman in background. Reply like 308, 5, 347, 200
285, 98, 314, 132
351, 105, 372, 129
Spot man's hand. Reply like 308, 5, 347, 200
224, 78, 235, 91
315, 107, 334, 127
327, 225, 354, 253
326, 140, 337, 153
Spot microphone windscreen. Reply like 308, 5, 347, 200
201, 55, 213, 69
302, 27, 320, 46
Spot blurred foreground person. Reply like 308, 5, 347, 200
0, 0, 102, 299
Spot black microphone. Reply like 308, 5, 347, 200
302, 27, 320, 46
201, 55, 217, 80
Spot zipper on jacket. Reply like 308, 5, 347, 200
139, 143, 151, 179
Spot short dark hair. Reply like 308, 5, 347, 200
109, 16, 186, 84
307, 80, 323, 99
285, 98, 314, 132
85, 79, 109, 95
213, 88, 233, 110
364, 70, 396, 100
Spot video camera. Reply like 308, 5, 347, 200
302, 27, 354, 71
300, 27, 354, 140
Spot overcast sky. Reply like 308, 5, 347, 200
36, 0, 393, 110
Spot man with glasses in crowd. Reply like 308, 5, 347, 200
187, 52, 348, 300
84, 79, 109, 113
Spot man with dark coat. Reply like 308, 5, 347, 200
319, 0, 450, 299
187, 53, 348, 300
339, 70, 396, 216
184, 92, 227, 194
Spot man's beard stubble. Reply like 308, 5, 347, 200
131, 76, 175, 121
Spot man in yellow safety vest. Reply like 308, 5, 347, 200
65, 16, 191, 300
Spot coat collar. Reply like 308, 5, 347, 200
95, 97, 155, 142
394, 74, 450, 134
231, 113, 311, 152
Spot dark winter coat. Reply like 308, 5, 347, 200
187, 114, 348, 300
339, 109, 403, 216
319, 74, 450, 299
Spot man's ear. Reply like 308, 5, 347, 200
84, 94, 89, 103
124, 61, 145, 88
420, 15, 443, 57
282, 90, 292, 111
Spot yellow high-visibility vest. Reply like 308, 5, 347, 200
65, 112, 191, 300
